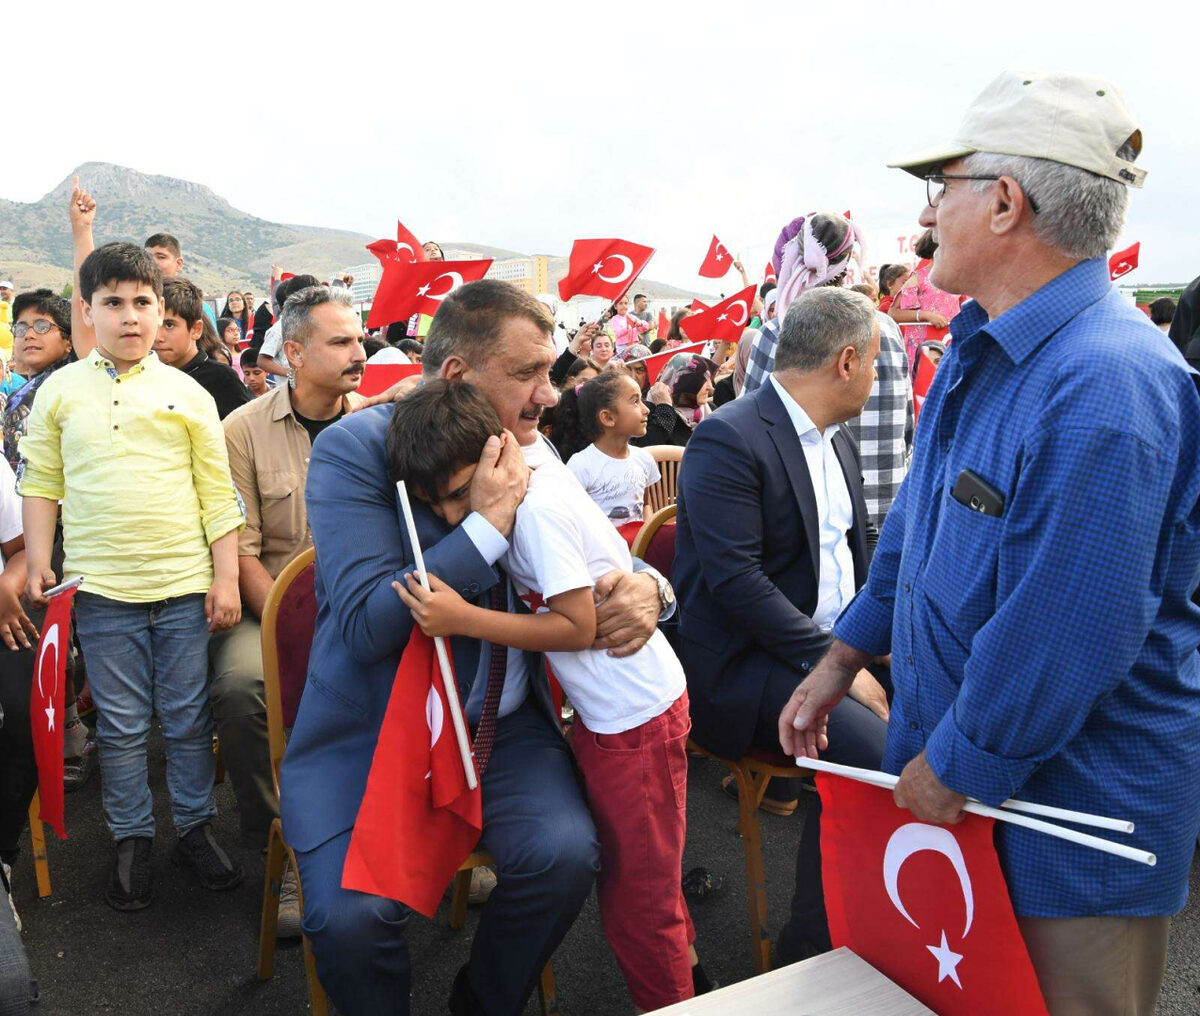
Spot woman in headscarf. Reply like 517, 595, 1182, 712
618, 342, 652, 396
637, 355, 714, 448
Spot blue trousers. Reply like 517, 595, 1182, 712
295, 700, 600, 1016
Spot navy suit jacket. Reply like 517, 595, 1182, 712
280, 405, 556, 853
673, 381, 873, 759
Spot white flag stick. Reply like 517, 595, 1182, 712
42, 576, 84, 599
396, 481, 478, 791
795, 757, 1153, 867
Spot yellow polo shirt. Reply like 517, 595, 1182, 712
17, 349, 245, 602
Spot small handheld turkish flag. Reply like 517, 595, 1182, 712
1108, 241, 1140, 280
912, 348, 938, 425
818, 774, 1047, 1015
633, 341, 708, 385
697, 235, 733, 278
764, 261, 777, 283
557, 238, 655, 303
689, 299, 710, 314
680, 284, 757, 345
657, 309, 670, 341
342, 629, 482, 917
366, 259, 492, 329
31, 582, 80, 839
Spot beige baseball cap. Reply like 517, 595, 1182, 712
889, 67, 1146, 188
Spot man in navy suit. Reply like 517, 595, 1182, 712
281, 281, 670, 1016
673, 287, 891, 964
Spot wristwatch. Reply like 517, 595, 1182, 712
654, 572, 676, 617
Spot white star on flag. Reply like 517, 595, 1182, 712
45, 703, 55, 731
926, 929, 964, 989
592, 261, 604, 274
717, 313, 728, 322
417, 283, 431, 297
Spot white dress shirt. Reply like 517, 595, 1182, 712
769, 375, 856, 631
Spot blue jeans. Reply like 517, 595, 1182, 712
74, 592, 217, 841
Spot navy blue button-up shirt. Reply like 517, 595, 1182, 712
836, 258, 1200, 917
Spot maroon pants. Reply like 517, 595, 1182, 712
572, 692, 695, 1010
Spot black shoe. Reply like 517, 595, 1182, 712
106, 837, 154, 911
682, 865, 725, 901
692, 962, 718, 995
448, 964, 485, 1016
172, 823, 243, 890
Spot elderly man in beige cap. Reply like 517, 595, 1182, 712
783, 68, 1200, 1014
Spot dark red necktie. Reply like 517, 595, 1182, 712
472, 573, 508, 777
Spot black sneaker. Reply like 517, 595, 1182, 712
106, 837, 154, 911
64, 733, 98, 793
172, 824, 243, 890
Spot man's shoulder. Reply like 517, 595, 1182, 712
223, 384, 281, 431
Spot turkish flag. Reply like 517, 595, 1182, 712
657, 309, 670, 341
1109, 241, 1140, 280
342, 630, 482, 918
633, 341, 708, 385
367, 220, 426, 266
688, 299, 710, 314
31, 584, 79, 839
912, 348, 938, 425
764, 261, 777, 283
366, 259, 492, 329
818, 774, 1046, 1016
697, 235, 733, 278
557, 238, 655, 303
679, 284, 757, 345
359, 362, 423, 398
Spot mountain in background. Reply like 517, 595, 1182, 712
0, 162, 701, 302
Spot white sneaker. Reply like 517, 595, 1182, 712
276, 862, 301, 939
2, 860, 20, 933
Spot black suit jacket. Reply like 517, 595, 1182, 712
673, 381, 873, 758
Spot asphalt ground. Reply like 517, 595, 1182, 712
11, 732, 1200, 1015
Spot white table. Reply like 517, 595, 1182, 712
648, 948, 935, 1015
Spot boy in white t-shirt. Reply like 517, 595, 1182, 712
388, 380, 703, 1011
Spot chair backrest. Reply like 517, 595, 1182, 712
261, 546, 317, 790
644, 445, 685, 514
631, 503, 677, 581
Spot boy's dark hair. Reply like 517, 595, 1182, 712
11, 289, 71, 338
240, 347, 262, 370
398, 338, 423, 360
385, 380, 503, 503
759, 280, 777, 299
633, 293, 646, 301
363, 335, 386, 359
549, 370, 629, 461
144, 232, 181, 258
1149, 297, 1176, 326
276, 274, 320, 307
79, 242, 163, 303
162, 277, 204, 328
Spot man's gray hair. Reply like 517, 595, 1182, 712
281, 285, 354, 347
964, 151, 1130, 261
775, 288, 877, 373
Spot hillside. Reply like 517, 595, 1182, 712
0, 163, 700, 302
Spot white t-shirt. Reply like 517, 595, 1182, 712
259, 322, 288, 367
566, 443, 661, 526
502, 456, 685, 734
0, 458, 23, 565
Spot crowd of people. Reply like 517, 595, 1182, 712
1, 65, 1199, 1016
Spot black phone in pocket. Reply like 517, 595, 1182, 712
951, 469, 1005, 517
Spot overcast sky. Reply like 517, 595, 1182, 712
4, 0, 1196, 292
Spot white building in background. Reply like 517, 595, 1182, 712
338, 262, 381, 304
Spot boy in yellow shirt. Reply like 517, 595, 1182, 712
19, 243, 246, 911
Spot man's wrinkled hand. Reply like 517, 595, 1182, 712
893, 751, 966, 824
592, 570, 658, 658
347, 374, 422, 413
469, 431, 529, 538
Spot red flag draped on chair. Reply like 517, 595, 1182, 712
366, 259, 492, 329
557, 238, 655, 303
31, 584, 79, 839
912, 347, 938, 425
679, 284, 757, 345
697, 235, 733, 278
342, 630, 482, 918
818, 774, 1047, 1016
1108, 241, 1140, 280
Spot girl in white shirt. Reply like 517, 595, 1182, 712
561, 373, 661, 545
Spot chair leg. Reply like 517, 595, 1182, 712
537, 960, 559, 1016
449, 867, 472, 931
303, 934, 330, 1016
733, 765, 772, 975
257, 819, 287, 980
28, 795, 51, 899
213, 736, 225, 785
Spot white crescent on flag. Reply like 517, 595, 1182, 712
883, 822, 973, 988
727, 299, 749, 326
424, 684, 445, 780
37, 622, 61, 732
419, 271, 465, 301
396, 242, 416, 258
595, 254, 634, 284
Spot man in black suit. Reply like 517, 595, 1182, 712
673, 286, 890, 963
